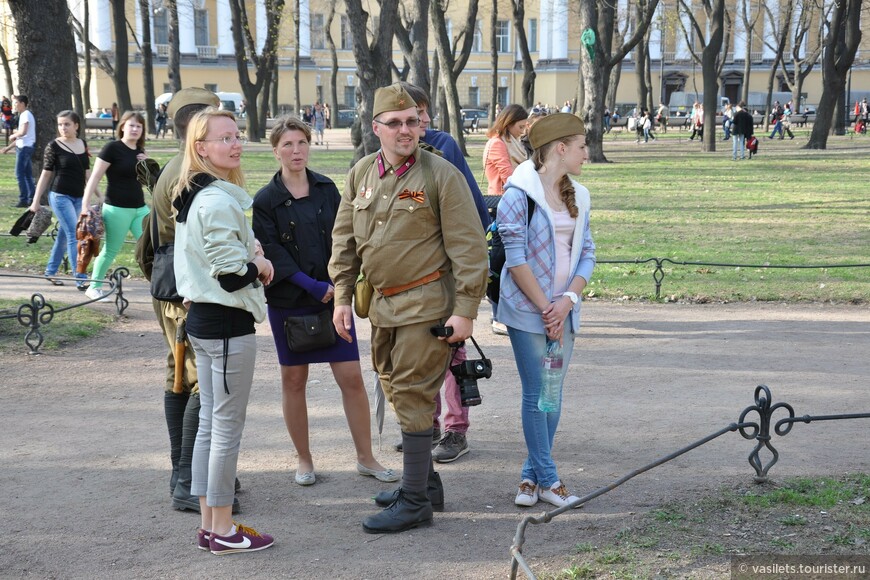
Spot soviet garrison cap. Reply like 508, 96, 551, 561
372, 83, 417, 119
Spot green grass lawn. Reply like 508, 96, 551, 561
1, 129, 868, 303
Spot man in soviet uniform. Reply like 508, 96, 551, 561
329, 83, 487, 533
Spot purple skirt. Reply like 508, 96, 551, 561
267, 304, 360, 367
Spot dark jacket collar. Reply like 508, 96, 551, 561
263, 167, 331, 209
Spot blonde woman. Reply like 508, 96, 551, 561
496, 113, 596, 509
173, 108, 275, 554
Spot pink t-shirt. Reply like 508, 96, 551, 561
551, 208, 576, 295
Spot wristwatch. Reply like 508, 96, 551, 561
563, 291, 579, 305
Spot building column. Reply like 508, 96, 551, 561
91, 0, 112, 51
550, 0, 568, 59
299, 0, 311, 58
539, 0, 552, 61
178, 0, 196, 54
217, 0, 233, 55
256, 0, 267, 53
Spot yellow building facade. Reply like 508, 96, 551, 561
0, 0, 867, 114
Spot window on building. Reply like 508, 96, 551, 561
497, 87, 509, 107
473, 20, 482, 52
496, 20, 510, 53
468, 87, 480, 107
528, 19, 537, 52
341, 15, 353, 50
163, 83, 172, 93
311, 13, 325, 49
194, 9, 209, 47
344, 86, 356, 108
205, 84, 218, 93
154, 10, 168, 45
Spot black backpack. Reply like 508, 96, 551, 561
486, 196, 536, 304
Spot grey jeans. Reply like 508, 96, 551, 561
189, 334, 257, 507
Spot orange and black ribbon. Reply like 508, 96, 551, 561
398, 189, 426, 203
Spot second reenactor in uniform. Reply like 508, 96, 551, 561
329, 83, 488, 534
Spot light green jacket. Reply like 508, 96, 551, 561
174, 180, 266, 323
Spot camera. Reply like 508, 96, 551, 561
447, 335, 492, 407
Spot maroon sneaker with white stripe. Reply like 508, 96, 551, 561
209, 523, 274, 555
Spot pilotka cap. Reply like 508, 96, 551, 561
529, 113, 586, 149
167, 88, 220, 117
372, 83, 417, 119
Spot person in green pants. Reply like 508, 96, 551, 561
81, 111, 150, 301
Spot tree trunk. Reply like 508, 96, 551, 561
167, 0, 181, 93
7, 0, 76, 174
606, 62, 622, 111
325, 0, 339, 116
0, 42, 14, 96
294, 0, 301, 115
82, 0, 92, 113
71, 50, 84, 121
806, 0, 862, 149
345, 0, 399, 160
762, 56, 780, 132
228, 0, 285, 142
430, 0, 478, 152
395, 0, 430, 93
110, 0, 132, 111
578, 0, 660, 162
700, 0, 725, 152
511, 0, 535, 108
430, 0, 472, 154
489, 0, 498, 123
139, 0, 156, 134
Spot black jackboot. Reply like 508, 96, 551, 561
164, 391, 188, 495
172, 394, 240, 514
363, 430, 434, 533
374, 471, 443, 511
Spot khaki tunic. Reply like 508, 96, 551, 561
151, 152, 197, 394
329, 147, 487, 431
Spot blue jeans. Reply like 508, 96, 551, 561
732, 135, 746, 160
769, 121, 783, 138
15, 145, 35, 204
507, 326, 576, 488
45, 192, 87, 283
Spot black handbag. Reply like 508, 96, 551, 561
284, 309, 336, 353
148, 207, 182, 302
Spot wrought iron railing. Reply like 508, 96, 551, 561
597, 257, 870, 299
509, 385, 870, 579
0, 268, 129, 355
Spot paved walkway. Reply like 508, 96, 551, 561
2, 267, 869, 578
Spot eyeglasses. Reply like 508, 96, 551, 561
199, 135, 248, 145
374, 118, 421, 130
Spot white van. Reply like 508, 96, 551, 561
215, 92, 244, 116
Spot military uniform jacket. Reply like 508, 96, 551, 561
329, 147, 487, 328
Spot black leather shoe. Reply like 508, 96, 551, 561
374, 472, 444, 511
363, 490, 432, 534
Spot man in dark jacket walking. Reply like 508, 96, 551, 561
730, 101, 754, 161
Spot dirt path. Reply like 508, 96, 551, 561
1, 273, 869, 578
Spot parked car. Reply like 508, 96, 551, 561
461, 108, 489, 131
335, 109, 358, 128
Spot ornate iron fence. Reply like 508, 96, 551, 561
0, 268, 130, 355
598, 258, 870, 300
509, 385, 870, 579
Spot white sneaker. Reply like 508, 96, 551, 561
538, 480, 582, 509
515, 480, 539, 507
491, 321, 509, 336
85, 287, 110, 302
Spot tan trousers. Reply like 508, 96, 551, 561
152, 298, 198, 394
371, 320, 451, 433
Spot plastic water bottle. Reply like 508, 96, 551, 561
538, 340, 564, 412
